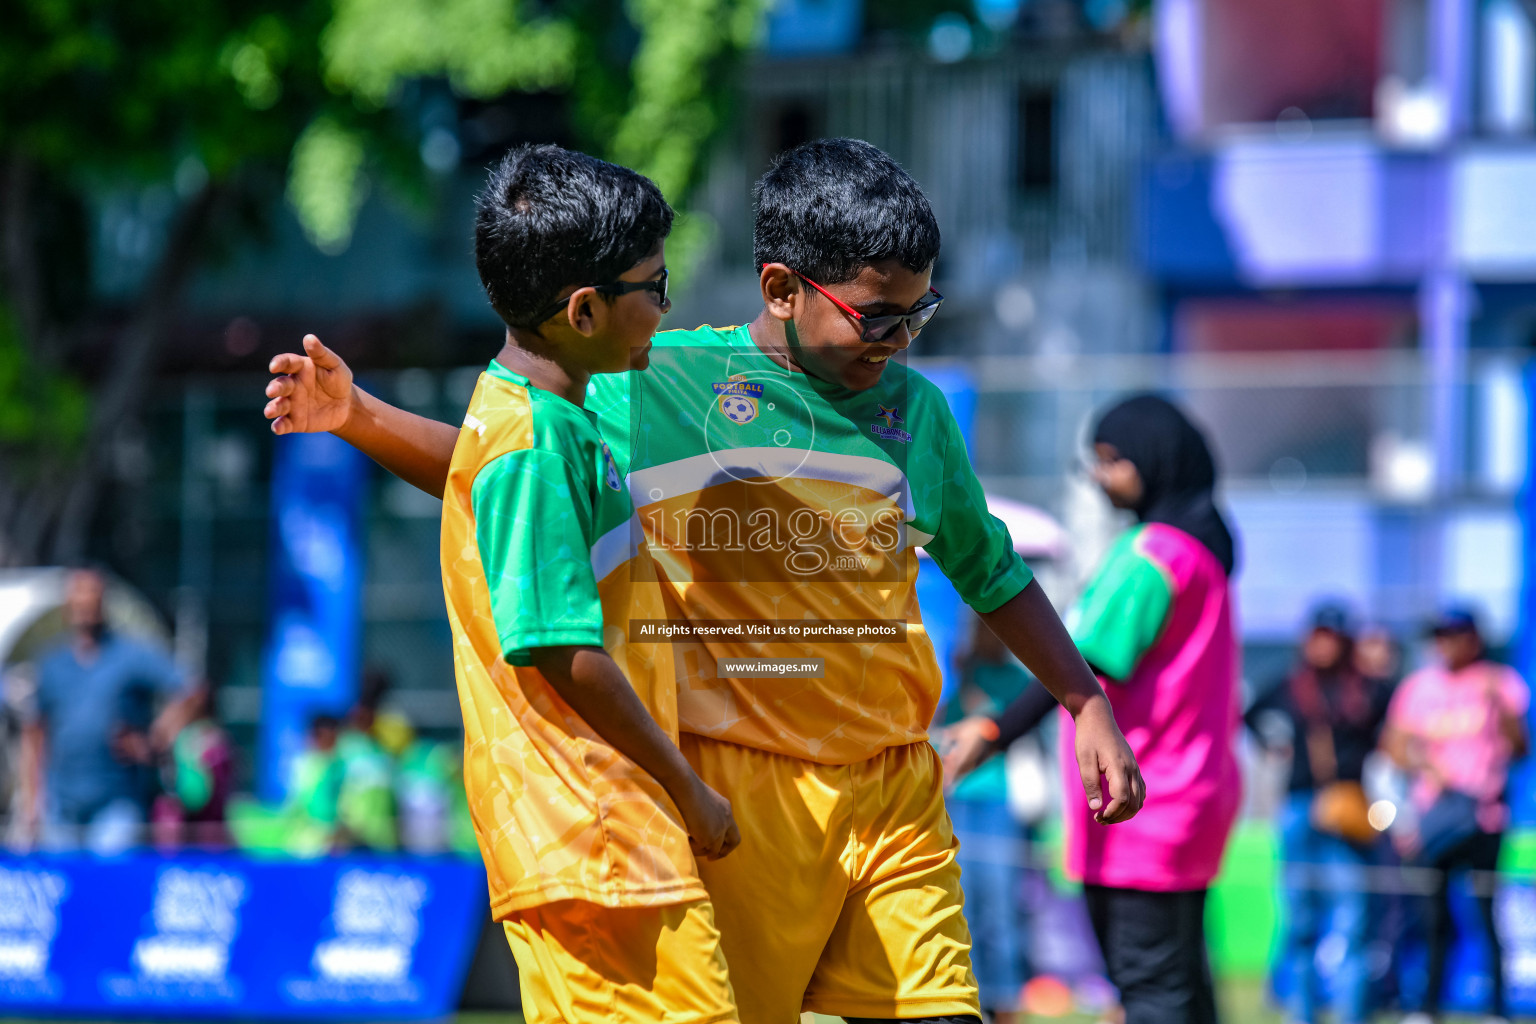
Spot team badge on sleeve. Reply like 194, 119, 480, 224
713, 375, 763, 425
601, 440, 623, 490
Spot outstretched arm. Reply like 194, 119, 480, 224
938, 681, 1056, 793
265, 334, 459, 496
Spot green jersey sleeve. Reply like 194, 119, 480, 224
472, 448, 605, 664
922, 400, 1034, 613
1068, 529, 1173, 683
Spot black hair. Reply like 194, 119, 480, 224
752, 138, 941, 285
475, 144, 673, 330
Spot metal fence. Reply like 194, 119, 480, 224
705, 50, 1156, 268
674, 47, 1161, 347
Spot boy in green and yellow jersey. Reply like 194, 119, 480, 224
267, 138, 1144, 1024
273, 144, 742, 1024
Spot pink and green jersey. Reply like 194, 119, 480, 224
1058, 522, 1241, 891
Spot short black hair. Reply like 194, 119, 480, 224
475, 144, 673, 330
753, 138, 940, 285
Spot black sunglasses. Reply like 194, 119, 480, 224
531, 268, 669, 328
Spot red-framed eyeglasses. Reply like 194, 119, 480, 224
795, 272, 944, 342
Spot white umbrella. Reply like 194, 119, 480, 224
916, 493, 1069, 562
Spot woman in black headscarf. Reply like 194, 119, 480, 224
1089, 394, 1235, 574
943, 394, 1242, 1024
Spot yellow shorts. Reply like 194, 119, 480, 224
681, 735, 979, 1023
503, 898, 738, 1024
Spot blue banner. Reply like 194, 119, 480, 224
914, 366, 977, 712
1515, 361, 1536, 825
260, 433, 370, 801
0, 854, 485, 1020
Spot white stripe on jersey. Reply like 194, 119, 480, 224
626, 448, 917, 523
590, 517, 639, 583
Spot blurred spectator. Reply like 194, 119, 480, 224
334, 669, 398, 851
946, 395, 1241, 1024
270, 672, 418, 855
1244, 603, 1393, 1024
397, 737, 470, 855
19, 568, 194, 854
347, 667, 471, 856
283, 712, 346, 855
1353, 625, 1401, 684
151, 683, 233, 848
939, 616, 1032, 1024
1383, 608, 1529, 1024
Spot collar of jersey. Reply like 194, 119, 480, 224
724, 323, 864, 400
484, 358, 600, 420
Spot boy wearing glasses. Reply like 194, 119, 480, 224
266, 138, 1142, 1024
287, 144, 744, 1024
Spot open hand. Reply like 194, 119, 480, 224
265, 334, 355, 435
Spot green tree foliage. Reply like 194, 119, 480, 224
310, 0, 763, 261
322, 0, 579, 106
0, 0, 336, 562
0, 0, 763, 564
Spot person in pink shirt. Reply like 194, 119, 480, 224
944, 395, 1242, 1024
1383, 608, 1529, 1024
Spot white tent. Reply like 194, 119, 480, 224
0, 568, 169, 667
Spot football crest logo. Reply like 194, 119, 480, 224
600, 441, 622, 490
712, 374, 764, 425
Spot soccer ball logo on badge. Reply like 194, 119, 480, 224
711, 374, 764, 426
721, 394, 757, 424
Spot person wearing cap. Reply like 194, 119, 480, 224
1383, 607, 1528, 1024
1244, 602, 1394, 1024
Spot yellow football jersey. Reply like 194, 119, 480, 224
441, 361, 707, 916
585, 325, 1033, 765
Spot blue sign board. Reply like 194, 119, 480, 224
260, 433, 370, 801
0, 854, 485, 1020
